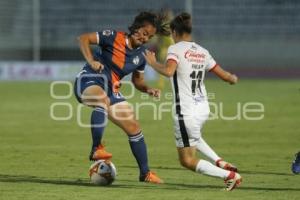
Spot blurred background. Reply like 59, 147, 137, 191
0, 2, 300, 197
0, 0, 299, 80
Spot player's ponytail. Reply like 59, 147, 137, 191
128, 11, 171, 36
170, 12, 192, 36
155, 10, 172, 36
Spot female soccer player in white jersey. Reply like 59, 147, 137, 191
144, 12, 242, 191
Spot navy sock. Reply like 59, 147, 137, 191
128, 132, 150, 178
91, 106, 107, 151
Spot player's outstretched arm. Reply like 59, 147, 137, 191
210, 65, 238, 84
143, 50, 177, 77
78, 32, 104, 72
131, 71, 160, 98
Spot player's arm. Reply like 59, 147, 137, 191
131, 71, 160, 98
210, 65, 238, 84
143, 50, 177, 77
77, 32, 104, 71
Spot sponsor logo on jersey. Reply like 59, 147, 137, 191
133, 56, 140, 65
184, 50, 206, 63
184, 50, 205, 59
103, 30, 113, 36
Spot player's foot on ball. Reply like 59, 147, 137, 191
216, 159, 238, 172
292, 151, 300, 174
224, 171, 242, 191
89, 145, 112, 161
140, 171, 164, 184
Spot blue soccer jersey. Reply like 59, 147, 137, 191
83, 29, 146, 92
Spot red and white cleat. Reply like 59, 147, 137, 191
224, 171, 242, 191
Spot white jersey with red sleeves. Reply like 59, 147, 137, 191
167, 41, 217, 115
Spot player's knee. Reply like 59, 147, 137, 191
179, 156, 194, 169
94, 100, 110, 109
125, 120, 141, 135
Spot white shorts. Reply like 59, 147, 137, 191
173, 102, 210, 148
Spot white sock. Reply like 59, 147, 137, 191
196, 137, 221, 162
196, 160, 230, 179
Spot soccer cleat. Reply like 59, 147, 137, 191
292, 151, 300, 174
89, 145, 112, 161
224, 171, 242, 191
216, 159, 238, 172
140, 171, 164, 184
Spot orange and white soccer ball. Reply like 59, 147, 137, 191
89, 160, 117, 186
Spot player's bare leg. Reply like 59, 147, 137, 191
177, 147, 242, 191
108, 101, 163, 183
108, 101, 140, 135
81, 85, 112, 160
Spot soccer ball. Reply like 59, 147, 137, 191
89, 160, 117, 186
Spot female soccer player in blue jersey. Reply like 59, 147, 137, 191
74, 11, 169, 184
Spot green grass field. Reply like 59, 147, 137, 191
0, 79, 299, 200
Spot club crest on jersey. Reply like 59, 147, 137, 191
191, 45, 197, 50
102, 30, 113, 36
133, 56, 140, 65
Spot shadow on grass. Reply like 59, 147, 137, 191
119, 165, 185, 171
0, 174, 94, 187
240, 170, 294, 176
0, 174, 299, 192
121, 165, 295, 176
0, 173, 219, 190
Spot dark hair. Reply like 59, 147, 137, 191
170, 12, 192, 36
128, 11, 170, 36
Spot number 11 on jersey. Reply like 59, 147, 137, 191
190, 70, 203, 95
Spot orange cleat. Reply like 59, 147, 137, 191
224, 171, 242, 191
216, 159, 238, 172
142, 171, 164, 184
89, 145, 112, 161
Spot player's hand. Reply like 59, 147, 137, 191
229, 74, 238, 85
146, 88, 160, 98
89, 60, 104, 72
143, 50, 157, 66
